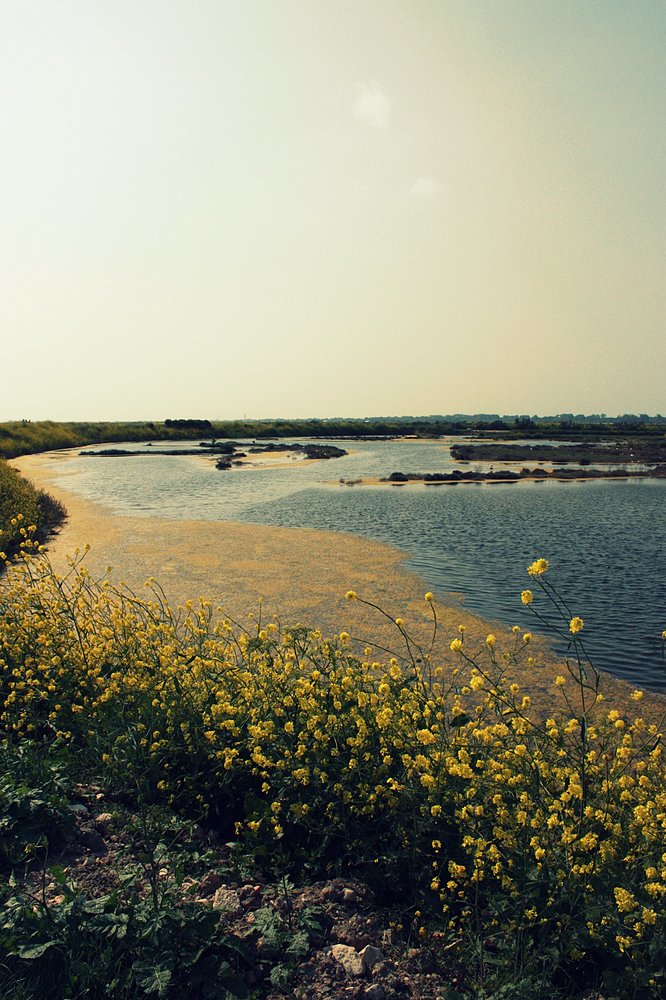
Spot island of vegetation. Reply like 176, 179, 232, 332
451, 441, 666, 466
380, 464, 666, 486
78, 440, 348, 471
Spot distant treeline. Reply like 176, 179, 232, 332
1, 415, 664, 460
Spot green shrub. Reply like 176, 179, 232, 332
0, 462, 66, 566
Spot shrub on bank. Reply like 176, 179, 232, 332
0, 538, 664, 997
0, 462, 66, 564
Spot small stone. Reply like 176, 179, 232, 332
68, 803, 89, 817
359, 945, 385, 973
239, 883, 259, 899
94, 812, 114, 833
212, 886, 243, 915
198, 872, 224, 896
342, 887, 357, 904
371, 961, 395, 979
363, 987, 385, 1000
79, 829, 107, 853
381, 928, 397, 948
331, 943, 365, 977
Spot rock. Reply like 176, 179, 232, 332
239, 883, 262, 900
331, 920, 373, 949
212, 886, 243, 915
198, 871, 224, 896
79, 829, 107, 853
94, 812, 114, 833
363, 987, 385, 1000
342, 887, 357, 904
68, 803, 89, 817
359, 945, 385, 973
331, 943, 365, 977
371, 961, 395, 979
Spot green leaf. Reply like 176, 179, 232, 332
134, 962, 173, 996
49, 864, 68, 885
16, 941, 57, 959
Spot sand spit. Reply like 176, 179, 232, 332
12, 452, 436, 635
11, 452, 664, 719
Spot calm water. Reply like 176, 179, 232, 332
51, 439, 666, 690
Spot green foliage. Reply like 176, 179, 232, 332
0, 874, 250, 999
0, 743, 74, 867
0, 462, 66, 564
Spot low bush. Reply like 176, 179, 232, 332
0, 462, 66, 565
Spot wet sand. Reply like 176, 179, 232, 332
12, 452, 665, 719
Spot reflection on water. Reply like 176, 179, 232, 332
52, 440, 666, 690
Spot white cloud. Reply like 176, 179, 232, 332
352, 80, 391, 129
409, 175, 443, 198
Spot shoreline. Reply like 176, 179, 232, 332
11, 451, 665, 718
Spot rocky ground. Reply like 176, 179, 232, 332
23, 782, 466, 1000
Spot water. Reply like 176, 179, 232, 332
51, 439, 666, 690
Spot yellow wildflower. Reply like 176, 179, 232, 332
614, 887, 637, 913
527, 558, 549, 577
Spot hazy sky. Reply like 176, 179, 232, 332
1, 1, 664, 421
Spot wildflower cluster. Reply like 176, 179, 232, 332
1, 539, 664, 995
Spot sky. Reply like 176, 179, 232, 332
1, 0, 664, 421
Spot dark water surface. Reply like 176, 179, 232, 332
53, 440, 666, 690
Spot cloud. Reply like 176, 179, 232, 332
409, 175, 443, 199
352, 80, 391, 129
